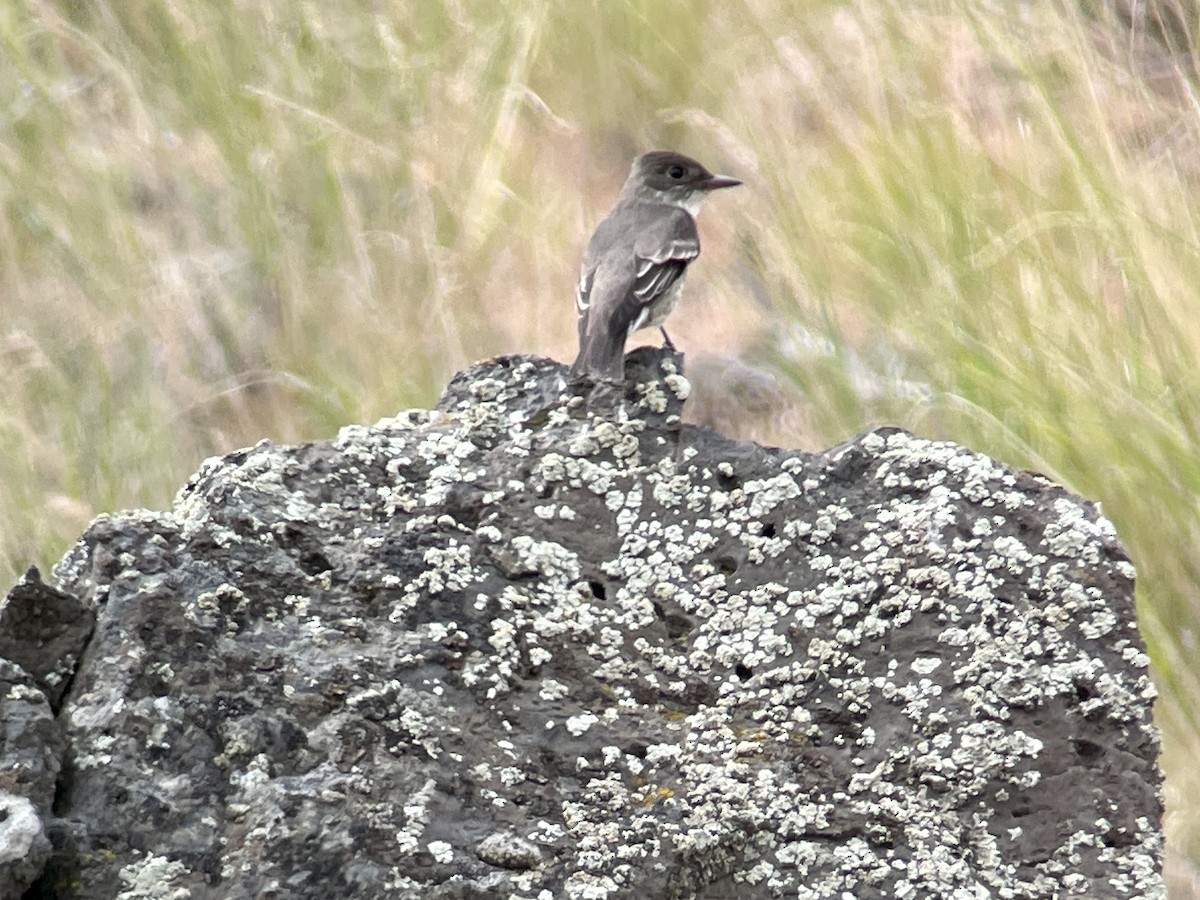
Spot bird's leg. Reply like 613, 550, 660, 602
659, 327, 676, 352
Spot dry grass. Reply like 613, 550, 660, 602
3, 0, 1200, 885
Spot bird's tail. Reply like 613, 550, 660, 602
570, 319, 626, 382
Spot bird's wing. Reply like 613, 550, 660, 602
632, 209, 700, 306
625, 209, 700, 332
576, 267, 596, 314
632, 238, 698, 305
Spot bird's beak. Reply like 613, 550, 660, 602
702, 173, 742, 190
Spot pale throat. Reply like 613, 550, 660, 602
645, 187, 706, 216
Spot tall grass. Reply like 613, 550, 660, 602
2, 0, 1199, 887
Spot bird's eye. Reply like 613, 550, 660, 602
668, 165, 685, 179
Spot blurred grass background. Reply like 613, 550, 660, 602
2, 0, 1199, 890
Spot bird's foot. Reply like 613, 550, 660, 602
659, 327, 677, 352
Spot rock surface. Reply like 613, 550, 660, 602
0, 349, 1164, 898
0, 566, 94, 712
0, 657, 59, 900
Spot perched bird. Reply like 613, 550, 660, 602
570, 150, 741, 381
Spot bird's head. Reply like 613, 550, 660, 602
624, 150, 741, 213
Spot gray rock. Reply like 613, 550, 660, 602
476, 831, 542, 870
0, 658, 59, 898
0, 566, 94, 711
3, 349, 1164, 898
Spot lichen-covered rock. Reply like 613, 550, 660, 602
3, 349, 1164, 898
0, 658, 60, 899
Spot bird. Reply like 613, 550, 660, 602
569, 150, 741, 381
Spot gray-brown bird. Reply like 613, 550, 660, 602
570, 151, 741, 381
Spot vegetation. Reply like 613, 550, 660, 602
2, 0, 1197, 885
